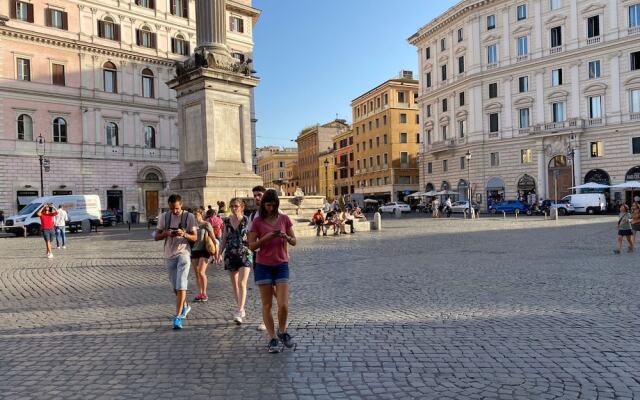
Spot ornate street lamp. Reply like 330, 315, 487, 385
465, 150, 472, 218
36, 133, 45, 196
324, 158, 330, 200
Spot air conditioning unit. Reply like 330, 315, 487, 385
399, 70, 414, 80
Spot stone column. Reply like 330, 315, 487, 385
573, 145, 582, 194
196, 0, 232, 65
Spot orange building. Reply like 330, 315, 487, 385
332, 129, 355, 199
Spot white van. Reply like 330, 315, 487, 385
4, 195, 102, 236
561, 193, 607, 214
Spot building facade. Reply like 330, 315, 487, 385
410, 0, 640, 209
351, 73, 421, 203
284, 160, 299, 196
317, 149, 335, 201
332, 129, 355, 199
0, 0, 259, 218
256, 146, 298, 187
295, 119, 348, 196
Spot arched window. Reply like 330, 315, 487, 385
141, 68, 154, 98
98, 16, 119, 40
145, 172, 159, 181
137, 25, 155, 48
172, 34, 189, 55
106, 122, 118, 146
103, 61, 117, 93
144, 126, 156, 148
17, 114, 33, 141
53, 117, 67, 143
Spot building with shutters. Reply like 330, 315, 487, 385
255, 146, 298, 188
0, 0, 260, 219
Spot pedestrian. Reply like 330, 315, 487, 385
344, 209, 355, 233
248, 189, 297, 353
219, 198, 253, 324
0, 210, 4, 230
191, 208, 218, 303
155, 194, 197, 330
631, 202, 640, 246
206, 208, 223, 242
312, 209, 326, 236
614, 204, 635, 254
54, 205, 68, 249
445, 197, 453, 218
432, 197, 440, 218
36, 203, 58, 259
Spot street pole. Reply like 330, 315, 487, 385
39, 155, 44, 196
324, 158, 329, 200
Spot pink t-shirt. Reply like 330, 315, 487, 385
250, 214, 293, 266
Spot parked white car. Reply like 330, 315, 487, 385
450, 201, 471, 214
561, 193, 607, 214
378, 202, 411, 214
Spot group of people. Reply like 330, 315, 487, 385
615, 202, 640, 254
311, 200, 364, 236
154, 186, 297, 353
37, 204, 69, 258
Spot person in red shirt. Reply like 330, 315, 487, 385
36, 203, 58, 259
312, 209, 326, 236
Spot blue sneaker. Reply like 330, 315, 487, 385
173, 316, 182, 330
180, 303, 191, 319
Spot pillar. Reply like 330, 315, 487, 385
537, 146, 547, 200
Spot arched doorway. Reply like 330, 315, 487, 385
425, 182, 434, 192
440, 181, 450, 191
486, 177, 505, 209
137, 167, 166, 222
548, 155, 572, 200
584, 168, 611, 210
458, 179, 469, 202
517, 174, 536, 204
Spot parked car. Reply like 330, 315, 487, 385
101, 210, 118, 226
538, 199, 575, 216
450, 201, 471, 214
489, 200, 529, 214
561, 193, 607, 214
378, 202, 411, 214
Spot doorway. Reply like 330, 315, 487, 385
145, 191, 159, 219
548, 155, 572, 200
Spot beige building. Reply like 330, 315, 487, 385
284, 160, 299, 196
351, 72, 421, 202
410, 0, 640, 209
256, 146, 297, 187
317, 149, 335, 201
332, 129, 355, 199
0, 0, 259, 219
295, 119, 349, 196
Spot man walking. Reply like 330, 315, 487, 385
155, 194, 197, 330
36, 203, 58, 259
54, 205, 68, 249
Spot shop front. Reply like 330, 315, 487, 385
624, 166, 640, 204
516, 174, 536, 205
457, 179, 469, 202
486, 177, 505, 209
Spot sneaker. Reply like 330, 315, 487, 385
240, 309, 246, 318
180, 303, 191, 319
62, 246, 66, 249
46, 253, 53, 259
257, 322, 267, 331
278, 331, 294, 348
201, 294, 208, 302
193, 294, 203, 303
614, 249, 621, 254
267, 338, 281, 353
233, 311, 243, 324
56, 246, 60, 249
173, 316, 183, 330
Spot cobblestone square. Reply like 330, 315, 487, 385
1, 215, 639, 399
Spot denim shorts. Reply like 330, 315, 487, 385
254, 263, 289, 286
42, 228, 55, 242
166, 254, 191, 290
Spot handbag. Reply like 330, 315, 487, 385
205, 232, 217, 255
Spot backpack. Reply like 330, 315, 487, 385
163, 210, 193, 248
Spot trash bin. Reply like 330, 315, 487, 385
129, 211, 139, 224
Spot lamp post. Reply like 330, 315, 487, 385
566, 146, 575, 194
324, 158, 329, 200
465, 150, 472, 219
36, 133, 45, 196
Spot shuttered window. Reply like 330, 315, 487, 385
170, 0, 188, 18
45, 8, 68, 30
171, 37, 190, 55
230, 16, 244, 33
98, 19, 121, 41
52, 64, 65, 86
11, 1, 34, 22
136, 28, 156, 49
135, 0, 155, 9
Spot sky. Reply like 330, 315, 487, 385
252, 0, 459, 148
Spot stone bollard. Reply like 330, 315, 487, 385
373, 212, 382, 231
394, 208, 402, 218
81, 219, 91, 233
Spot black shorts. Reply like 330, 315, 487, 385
191, 249, 210, 259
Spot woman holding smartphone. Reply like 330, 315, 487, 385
247, 189, 296, 353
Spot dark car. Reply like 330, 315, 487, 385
101, 210, 117, 226
489, 200, 529, 214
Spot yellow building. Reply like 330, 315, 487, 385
351, 72, 421, 202
317, 149, 336, 201
332, 129, 355, 198
256, 146, 298, 188
284, 160, 300, 196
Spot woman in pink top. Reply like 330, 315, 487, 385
248, 189, 297, 353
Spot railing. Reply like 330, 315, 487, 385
488, 132, 499, 138
586, 36, 601, 45
630, 113, 640, 121
518, 127, 531, 135
457, 136, 467, 144
629, 26, 640, 35
430, 139, 456, 153
516, 54, 529, 63
539, 118, 585, 132
549, 46, 564, 55
487, 63, 498, 70
587, 118, 603, 126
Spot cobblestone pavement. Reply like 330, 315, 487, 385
1, 216, 639, 399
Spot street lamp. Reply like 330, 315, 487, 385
566, 145, 575, 194
324, 158, 329, 200
36, 133, 45, 196
465, 150, 472, 219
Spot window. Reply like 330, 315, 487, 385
356, 143, 360, 151
106, 122, 119, 146
487, 14, 496, 30
170, 0, 188, 18
98, 17, 120, 41
521, 149, 533, 164
589, 96, 602, 119
458, 156, 465, 170
383, 93, 388, 105
427, 162, 433, 174
441, 125, 448, 140
588, 61, 601, 79
426, 104, 432, 117
459, 120, 466, 138
427, 130, 432, 144
425, 47, 431, 59
458, 56, 465, 73
631, 51, 640, 71
443, 159, 448, 172
519, 108, 530, 128
590, 141, 603, 157
375, 118, 379, 128
425, 72, 432, 88
279, 161, 285, 168
144, 126, 156, 148
103, 62, 117, 93
369, 139, 373, 148
383, 115, 387, 125
13, 1, 34, 22
441, 64, 447, 81
552, 68, 563, 86
633, 137, 640, 154
441, 38, 446, 51
52, 63, 65, 86
136, 26, 156, 48
517, 36, 528, 56
398, 91, 406, 103
415, 114, 419, 124
230, 16, 244, 33
519, 76, 529, 92
442, 99, 448, 112
356, 160, 360, 169
383, 153, 388, 166
53, 117, 67, 143
587, 15, 600, 38
17, 114, 33, 141
490, 152, 500, 166
487, 44, 498, 65
172, 35, 190, 55
457, 28, 463, 42
489, 113, 499, 133
550, 26, 562, 48
552, 102, 566, 122
631, 89, 640, 113
368, 121, 372, 131
376, 155, 381, 166
46, 8, 68, 30
488, 82, 498, 98
142, 68, 154, 98
550, 0, 561, 10
400, 113, 407, 123
16, 58, 30, 81
517, 4, 527, 20
400, 133, 408, 143
384, 134, 388, 144
459, 92, 465, 106
135, 0, 155, 9
416, 133, 420, 143
631, 4, 640, 28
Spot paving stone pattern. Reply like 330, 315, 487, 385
1, 216, 639, 399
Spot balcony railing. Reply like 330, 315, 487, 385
586, 36, 601, 45
587, 117, 603, 126
518, 127, 531, 135
526, 118, 585, 135
487, 63, 498, 70
631, 113, 640, 121
430, 139, 456, 153
516, 54, 529, 63
629, 26, 640, 35
488, 132, 499, 138
549, 46, 564, 55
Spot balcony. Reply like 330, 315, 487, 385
488, 132, 499, 138
430, 139, 456, 154
587, 117, 603, 127
516, 54, 529, 63
527, 118, 585, 135
631, 113, 640, 121
629, 26, 640, 36
586, 36, 601, 45
549, 46, 564, 55
486, 63, 498, 70
517, 127, 532, 135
